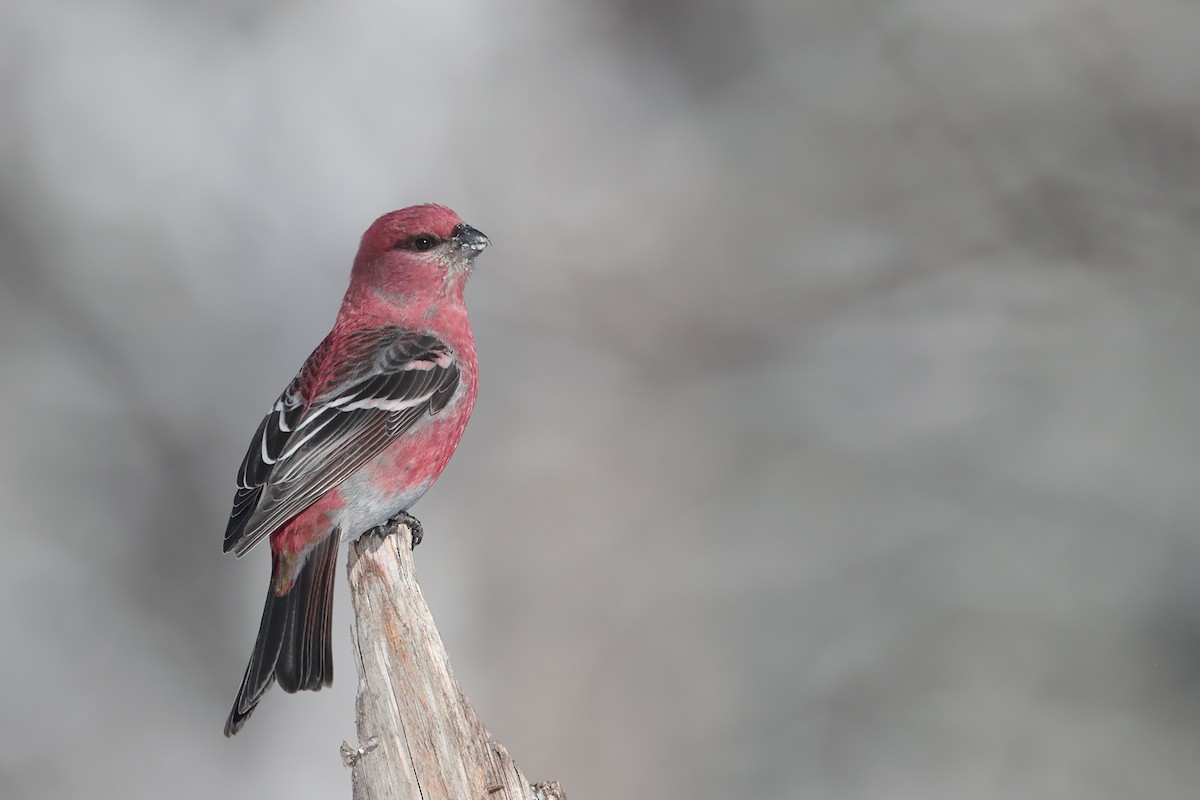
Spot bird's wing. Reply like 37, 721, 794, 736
223, 326, 460, 556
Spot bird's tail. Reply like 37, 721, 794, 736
224, 532, 340, 736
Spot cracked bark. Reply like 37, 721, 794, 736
346, 518, 565, 800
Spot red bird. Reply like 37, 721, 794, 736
222, 204, 488, 736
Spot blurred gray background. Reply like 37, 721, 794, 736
3, 2, 1199, 798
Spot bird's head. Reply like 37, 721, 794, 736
349, 204, 489, 313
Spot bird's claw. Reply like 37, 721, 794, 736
391, 511, 423, 549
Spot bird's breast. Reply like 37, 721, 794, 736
333, 389, 474, 539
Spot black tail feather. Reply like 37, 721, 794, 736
224, 533, 339, 737
277, 533, 338, 693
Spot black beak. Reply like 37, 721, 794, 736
450, 222, 490, 255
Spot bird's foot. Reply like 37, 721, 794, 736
391, 511, 423, 548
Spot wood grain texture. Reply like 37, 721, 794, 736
347, 518, 565, 800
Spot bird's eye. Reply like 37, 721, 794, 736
411, 234, 439, 251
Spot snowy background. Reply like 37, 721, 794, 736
3, 2, 1200, 798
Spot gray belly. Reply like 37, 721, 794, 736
332, 473, 431, 541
